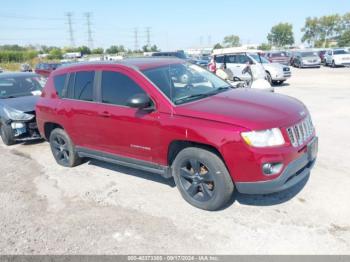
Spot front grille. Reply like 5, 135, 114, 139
286, 116, 314, 147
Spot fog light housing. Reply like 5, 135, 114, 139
262, 163, 283, 176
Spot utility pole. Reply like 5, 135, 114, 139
65, 12, 75, 47
145, 27, 151, 48
84, 12, 93, 49
134, 28, 139, 51
207, 35, 212, 46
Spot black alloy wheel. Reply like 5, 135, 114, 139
179, 159, 215, 202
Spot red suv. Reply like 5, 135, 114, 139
36, 58, 318, 210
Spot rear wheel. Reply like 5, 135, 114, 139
172, 147, 234, 211
0, 124, 16, 146
49, 128, 82, 167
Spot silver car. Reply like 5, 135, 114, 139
249, 53, 291, 85
293, 51, 321, 68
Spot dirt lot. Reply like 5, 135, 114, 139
0, 66, 350, 254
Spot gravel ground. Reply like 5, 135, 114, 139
0, 66, 350, 254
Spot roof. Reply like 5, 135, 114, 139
0, 72, 39, 78
212, 48, 263, 55
56, 57, 184, 72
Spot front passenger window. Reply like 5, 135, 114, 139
101, 71, 147, 106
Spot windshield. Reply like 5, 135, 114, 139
249, 54, 270, 64
301, 52, 317, 57
271, 52, 287, 57
334, 49, 350, 55
143, 63, 231, 105
0, 75, 45, 99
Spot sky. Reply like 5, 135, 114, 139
0, 0, 349, 50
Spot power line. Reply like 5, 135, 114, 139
145, 27, 151, 47
134, 28, 139, 51
65, 12, 75, 47
84, 12, 94, 49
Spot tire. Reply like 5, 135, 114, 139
172, 147, 234, 211
0, 124, 16, 146
266, 72, 272, 85
275, 80, 284, 86
331, 61, 336, 68
49, 128, 82, 167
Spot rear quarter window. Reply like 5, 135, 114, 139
53, 74, 67, 97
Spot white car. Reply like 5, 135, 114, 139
249, 53, 291, 85
324, 49, 350, 67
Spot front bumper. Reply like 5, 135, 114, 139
235, 137, 318, 194
9, 120, 41, 141
301, 62, 320, 68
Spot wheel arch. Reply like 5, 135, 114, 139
167, 140, 225, 167
43, 122, 64, 140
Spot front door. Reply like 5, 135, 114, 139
94, 69, 161, 163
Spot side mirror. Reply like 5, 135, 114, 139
127, 93, 154, 111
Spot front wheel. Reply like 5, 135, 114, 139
172, 147, 234, 211
331, 61, 336, 68
0, 124, 16, 146
266, 72, 272, 85
49, 128, 82, 167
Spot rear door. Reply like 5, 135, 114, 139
94, 69, 162, 163
57, 70, 102, 149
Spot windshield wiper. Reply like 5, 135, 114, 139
1, 95, 16, 99
174, 93, 211, 105
207, 86, 231, 94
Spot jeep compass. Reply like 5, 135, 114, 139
36, 58, 318, 210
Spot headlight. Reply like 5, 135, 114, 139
4, 107, 34, 121
241, 128, 285, 147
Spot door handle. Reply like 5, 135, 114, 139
99, 111, 111, 118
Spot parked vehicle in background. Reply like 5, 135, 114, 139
324, 49, 350, 67
249, 53, 291, 85
36, 58, 318, 210
211, 51, 267, 82
211, 51, 272, 91
151, 50, 187, 59
35, 63, 61, 77
20, 63, 32, 72
194, 56, 211, 68
292, 51, 321, 68
0, 67, 3, 73
317, 50, 327, 64
0, 73, 44, 145
265, 51, 290, 65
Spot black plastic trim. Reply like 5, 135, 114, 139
76, 146, 172, 179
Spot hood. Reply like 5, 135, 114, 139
0, 95, 39, 113
263, 63, 284, 72
334, 54, 350, 60
301, 56, 319, 60
174, 89, 307, 130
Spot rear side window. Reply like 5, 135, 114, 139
215, 56, 224, 63
53, 74, 67, 97
225, 55, 236, 63
72, 71, 94, 101
101, 71, 146, 106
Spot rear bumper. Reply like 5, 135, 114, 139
301, 63, 320, 68
235, 137, 318, 194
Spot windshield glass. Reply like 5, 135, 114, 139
143, 63, 231, 105
301, 52, 317, 57
334, 49, 350, 55
271, 52, 287, 57
249, 54, 270, 64
0, 75, 45, 99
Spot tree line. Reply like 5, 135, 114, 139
213, 12, 350, 51
0, 44, 160, 63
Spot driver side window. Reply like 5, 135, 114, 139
101, 71, 147, 106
